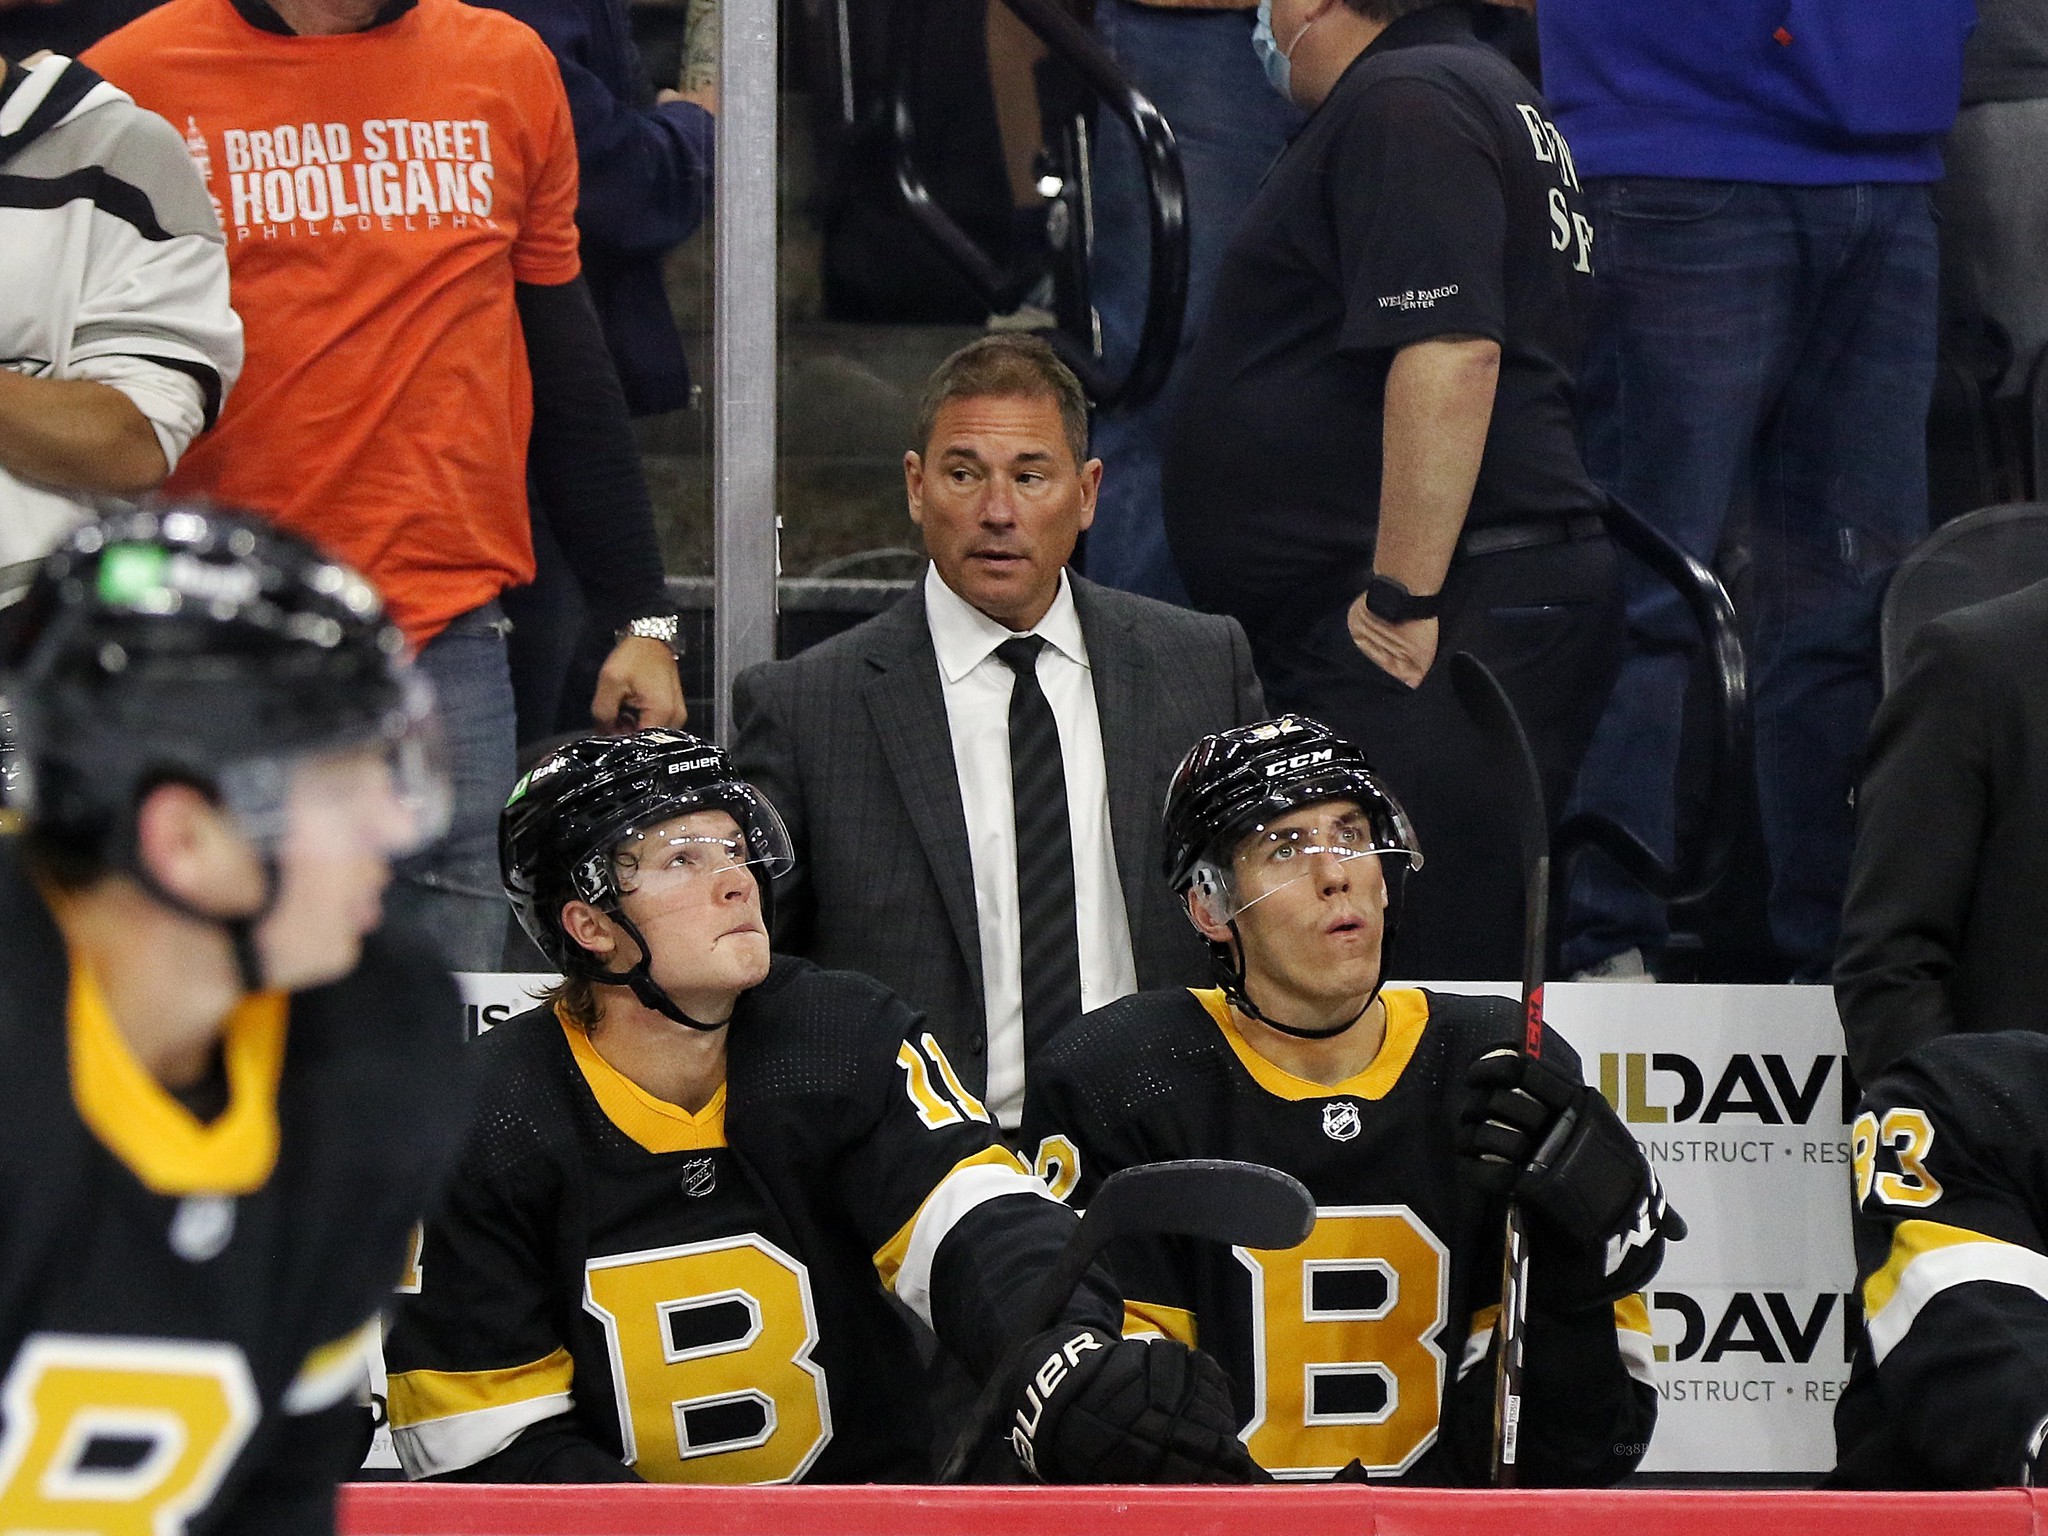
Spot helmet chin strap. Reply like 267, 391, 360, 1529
130, 851, 278, 996
589, 905, 728, 1032
1219, 918, 1384, 1040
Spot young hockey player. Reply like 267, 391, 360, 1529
0, 506, 464, 1533
384, 728, 1256, 1484
1023, 715, 1683, 1483
1833, 1031, 2048, 1486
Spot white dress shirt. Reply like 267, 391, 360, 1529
924, 564, 1139, 1129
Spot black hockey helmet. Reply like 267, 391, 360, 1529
0, 505, 448, 985
500, 729, 792, 1028
1161, 715, 1421, 1038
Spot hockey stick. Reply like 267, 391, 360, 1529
937, 1157, 1315, 1484
1447, 651, 1552, 1488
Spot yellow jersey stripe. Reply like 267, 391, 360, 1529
557, 1004, 726, 1153
872, 1145, 1051, 1328
1863, 1219, 2048, 1365
1195, 987, 1429, 1102
67, 944, 287, 1195
1122, 1299, 1197, 1347
387, 1346, 576, 1429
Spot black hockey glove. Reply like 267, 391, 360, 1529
1457, 1047, 1686, 1302
1007, 1326, 1261, 1484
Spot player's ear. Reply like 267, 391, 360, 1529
134, 778, 264, 912
1185, 877, 1234, 945
558, 899, 619, 961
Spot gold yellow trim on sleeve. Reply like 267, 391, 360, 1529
1194, 986, 1429, 1102
1122, 1300, 1197, 1346
1614, 1293, 1653, 1336
871, 1144, 1033, 1291
67, 949, 287, 1195
386, 1347, 577, 1429
558, 1004, 726, 1153
1862, 1218, 2003, 1319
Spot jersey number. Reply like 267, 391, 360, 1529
583, 1236, 832, 1484
1236, 1206, 1449, 1478
0, 1335, 259, 1536
896, 1035, 989, 1129
1852, 1107, 1944, 1209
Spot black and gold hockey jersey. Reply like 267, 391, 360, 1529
1833, 1031, 2048, 1488
383, 955, 1116, 1484
0, 841, 469, 1535
1022, 986, 1656, 1485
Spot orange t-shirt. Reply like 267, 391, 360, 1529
85, 0, 581, 647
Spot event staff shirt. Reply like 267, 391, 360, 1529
1163, 4, 1600, 616
84, 0, 583, 647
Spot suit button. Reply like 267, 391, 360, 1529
969, 1033, 986, 1054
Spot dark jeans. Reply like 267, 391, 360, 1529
1562, 179, 1939, 981
1082, 0, 1300, 604
1254, 537, 1622, 982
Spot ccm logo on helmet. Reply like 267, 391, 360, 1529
1264, 749, 1334, 776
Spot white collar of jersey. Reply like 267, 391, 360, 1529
923, 563, 1089, 686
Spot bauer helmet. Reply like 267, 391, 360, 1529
0, 506, 449, 982
500, 729, 792, 1028
1162, 715, 1420, 1037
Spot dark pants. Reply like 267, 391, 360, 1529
1253, 536, 1622, 981
1562, 179, 1938, 980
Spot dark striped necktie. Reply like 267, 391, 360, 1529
995, 634, 1083, 1057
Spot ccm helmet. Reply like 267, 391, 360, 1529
0, 506, 448, 986
500, 729, 793, 1029
1162, 715, 1420, 1038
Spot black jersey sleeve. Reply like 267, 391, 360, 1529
383, 1027, 615, 1483
1329, 73, 1508, 356
849, 997, 1121, 1381
1833, 1036, 2048, 1488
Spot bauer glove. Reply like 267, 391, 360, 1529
1007, 1326, 1261, 1483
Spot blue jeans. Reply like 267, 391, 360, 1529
387, 599, 518, 973
1082, 0, 1301, 604
1562, 179, 1938, 980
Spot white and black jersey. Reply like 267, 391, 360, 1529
0, 55, 242, 565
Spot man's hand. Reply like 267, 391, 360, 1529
1009, 1328, 1260, 1484
1347, 599, 1438, 689
590, 636, 686, 731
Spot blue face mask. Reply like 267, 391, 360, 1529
1252, 0, 1317, 102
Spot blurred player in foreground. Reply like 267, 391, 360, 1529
384, 729, 1254, 1484
1024, 715, 1682, 1483
1833, 1032, 2048, 1486
0, 506, 468, 1532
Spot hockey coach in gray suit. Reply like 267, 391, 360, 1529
734, 335, 1263, 1135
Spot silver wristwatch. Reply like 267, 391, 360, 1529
616, 614, 682, 659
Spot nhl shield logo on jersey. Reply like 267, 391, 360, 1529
1322, 1102, 1362, 1142
679, 1156, 716, 1198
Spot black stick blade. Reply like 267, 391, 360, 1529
1089, 1159, 1316, 1252
1449, 651, 1548, 877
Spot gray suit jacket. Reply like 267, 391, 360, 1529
731, 574, 1265, 1095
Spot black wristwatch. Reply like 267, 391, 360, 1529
1362, 573, 1444, 624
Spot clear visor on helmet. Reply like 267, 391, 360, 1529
216, 666, 452, 860
607, 783, 795, 900
1189, 797, 1422, 926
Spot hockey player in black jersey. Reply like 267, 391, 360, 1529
1832, 1032, 2048, 1486
383, 729, 1255, 1485
0, 507, 467, 1534
1023, 716, 1683, 1484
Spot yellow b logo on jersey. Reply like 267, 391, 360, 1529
0, 1335, 259, 1536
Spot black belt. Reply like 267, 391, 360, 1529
1457, 512, 1607, 561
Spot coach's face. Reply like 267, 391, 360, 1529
905, 391, 1101, 631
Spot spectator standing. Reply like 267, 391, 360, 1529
1835, 580, 2048, 1084
1939, 0, 2048, 407
84, 0, 687, 972
0, 51, 240, 574
1162, 0, 1619, 981
1083, 0, 1300, 605
1539, 0, 1970, 982
476, 0, 715, 741
733, 336, 1263, 1133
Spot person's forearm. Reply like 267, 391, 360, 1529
1372, 335, 1501, 593
0, 370, 168, 498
